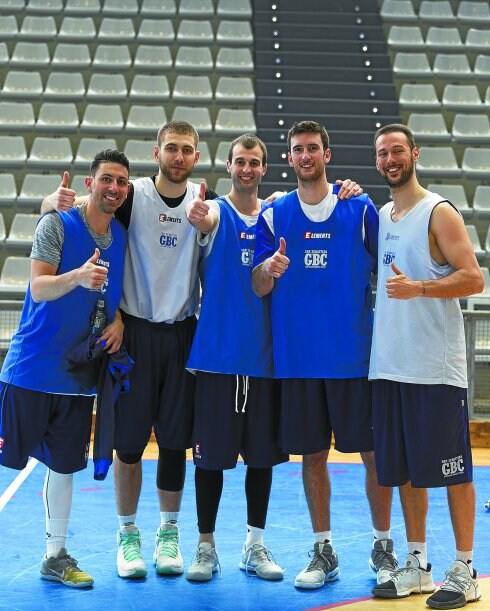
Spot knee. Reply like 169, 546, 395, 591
116, 450, 144, 465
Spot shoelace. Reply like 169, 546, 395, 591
441, 568, 473, 593
157, 530, 179, 558
305, 547, 335, 574
372, 548, 399, 572
59, 553, 85, 575
194, 547, 222, 578
243, 544, 275, 574
121, 532, 142, 561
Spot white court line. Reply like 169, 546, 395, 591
0, 457, 38, 512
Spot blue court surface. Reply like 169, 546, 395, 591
1, 458, 489, 611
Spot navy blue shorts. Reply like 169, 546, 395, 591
114, 312, 197, 452
0, 382, 93, 473
372, 380, 473, 488
192, 372, 288, 470
280, 378, 373, 455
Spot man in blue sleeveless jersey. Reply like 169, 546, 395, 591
0, 149, 130, 588
370, 124, 483, 609
252, 120, 395, 590
41, 122, 218, 579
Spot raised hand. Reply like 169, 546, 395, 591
264, 237, 290, 279
77, 248, 108, 290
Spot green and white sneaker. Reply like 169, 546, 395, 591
239, 544, 284, 580
40, 548, 94, 588
153, 523, 184, 575
186, 542, 220, 582
117, 527, 147, 579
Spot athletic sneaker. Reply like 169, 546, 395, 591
426, 560, 481, 610
372, 553, 435, 598
40, 548, 94, 588
153, 523, 184, 575
294, 542, 340, 589
369, 538, 399, 584
239, 543, 284, 580
186, 542, 220, 582
116, 527, 147, 579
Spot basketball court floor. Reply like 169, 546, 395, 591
1, 449, 489, 611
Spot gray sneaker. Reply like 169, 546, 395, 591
186, 542, 220, 582
372, 553, 435, 598
426, 560, 481, 610
40, 548, 94, 588
369, 538, 399, 584
239, 543, 284, 580
294, 542, 340, 589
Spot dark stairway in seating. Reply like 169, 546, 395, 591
253, 0, 402, 207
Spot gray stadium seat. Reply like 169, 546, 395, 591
214, 177, 232, 194
176, 19, 214, 44
64, 0, 100, 15
36, 102, 79, 133
172, 75, 212, 103
178, 0, 214, 18
17, 173, 63, 208
0, 256, 31, 296
80, 103, 124, 133
11, 42, 50, 69
215, 47, 253, 73
6, 213, 39, 250
58, 17, 96, 42
399, 83, 441, 109
0, 42, 8, 68
92, 45, 132, 71
140, 0, 176, 17
214, 141, 232, 170
98, 18, 135, 43
441, 84, 483, 111
196, 141, 212, 171
44, 72, 86, 101
425, 27, 463, 51
0, 0, 24, 12
457, 1, 490, 25
0, 15, 18, 39
433, 53, 473, 79
427, 183, 473, 219
419, 1, 456, 23
27, 137, 73, 169
387, 25, 424, 50
462, 147, 490, 179
452, 114, 490, 144
137, 19, 175, 44
380, 0, 417, 22
133, 45, 172, 71
0, 174, 17, 207
2, 70, 43, 99
74, 137, 118, 169
407, 113, 450, 142
474, 54, 490, 78
171, 106, 212, 135
18, 15, 57, 40
465, 28, 490, 53
215, 108, 256, 136
0, 212, 5, 242
174, 46, 214, 72
102, 0, 139, 16
473, 186, 490, 218
86, 73, 127, 101
125, 105, 167, 136
129, 74, 170, 102
215, 76, 255, 104
465, 224, 486, 261
26, 0, 63, 13
216, 20, 253, 45
392, 52, 432, 78
0, 101, 35, 131
217, 0, 252, 19
51, 43, 91, 70
416, 146, 461, 177
0, 135, 27, 167
123, 139, 158, 172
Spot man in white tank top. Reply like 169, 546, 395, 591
370, 123, 484, 609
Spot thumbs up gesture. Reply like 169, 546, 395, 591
185, 182, 218, 234
264, 236, 290, 279
77, 248, 108, 290
386, 261, 420, 300
52, 171, 77, 212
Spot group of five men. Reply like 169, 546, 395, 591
0, 119, 483, 609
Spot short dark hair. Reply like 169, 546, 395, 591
91, 149, 130, 176
156, 121, 199, 148
287, 120, 330, 151
227, 133, 268, 164
373, 123, 417, 151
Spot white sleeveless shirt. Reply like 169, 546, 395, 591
369, 191, 467, 387
119, 177, 201, 323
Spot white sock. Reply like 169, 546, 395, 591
245, 525, 264, 549
373, 529, 391, 544
161, 511, 179, 526
118, 513, 137, 531
456, 550, 473, 567
43, 469, 73, 558
314, 531, 332, 545
408, 541, 428, 569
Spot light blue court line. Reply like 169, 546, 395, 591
0, 457, 38, 512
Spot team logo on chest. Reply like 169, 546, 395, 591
239, 230, 255, 267
159, 213, 181, 224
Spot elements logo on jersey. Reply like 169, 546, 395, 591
194, 443, 201, 460
160, 233, 178, 248
441, 455, 465, 478
91, 257, 110, 294
0, 436, 4, 453
159, 213, 181, 224
304, 231, 331, 239
383, 251, 396, 266
240, 231, 255, 266
385, 232, 399, 242
304, 250, 328, 268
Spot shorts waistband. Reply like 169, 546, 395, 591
120, 310, 197, 329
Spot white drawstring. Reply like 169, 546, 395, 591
234, 375, 250, 413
